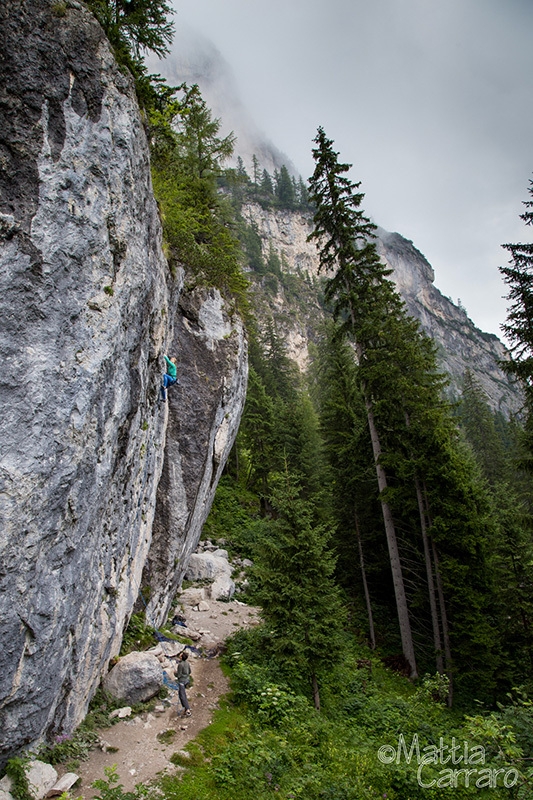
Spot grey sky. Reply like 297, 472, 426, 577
164, 0, 533, 340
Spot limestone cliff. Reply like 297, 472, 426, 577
0, 0, 246, 763
243, 203, 518, 414
143, 287, 248, 625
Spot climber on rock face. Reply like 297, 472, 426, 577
160, 355, 178, 402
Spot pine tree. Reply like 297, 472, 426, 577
275, 165, 296, 209
500, 176, 533, 391
252, 154, 261, 186
150, 85, 248, 310
260, 169, 274, 198
250, 470, 346, 710
500, 176, 533, 464
457, 370, 507, 485
313, 329, 380, 649
86, 0, 174, 59
308, 127, 418, 677
172, 84, 235, 180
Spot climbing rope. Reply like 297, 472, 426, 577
137, 588, 176, 643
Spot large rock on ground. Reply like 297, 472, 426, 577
185, 551, 235, 600
103, 652, 163, 705
0, 761, 58, 800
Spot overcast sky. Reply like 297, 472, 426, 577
164, 0, 533, 340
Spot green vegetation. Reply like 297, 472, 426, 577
53, 8, 533, 795
3, 757, 31, 800
220, 157, 311, 213
136, 630, 532, 799
500, 175, 533, 466
120, 611, 157, 654
84, 1, 251, 315
149, 83, 250, 316
157, 729, 177, 745
85, 0, 175, 110
248, 470, 346, 710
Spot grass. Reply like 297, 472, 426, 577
144, 627, 531, 800
157, 729, 177, 745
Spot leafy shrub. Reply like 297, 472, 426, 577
3, 757, 31, 800
119, 612, 156, 655
91, 765, 147, 800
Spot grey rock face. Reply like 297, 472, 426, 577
245, 203, 519, 414
0, 0, 247, 765
103, 652, 163, 705
142, 287, 247, 623
376, 229, 517, 413
0, 0, 170, 760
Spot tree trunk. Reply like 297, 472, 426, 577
363, 389, 418, 677
415, 477, 444, 673
431, 538, 453, 706
346, 285, 416, 677
355, 510, 376, 650
311, 673, 321, 711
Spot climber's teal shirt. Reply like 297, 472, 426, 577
164, 355, 177, 378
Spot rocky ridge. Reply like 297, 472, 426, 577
244, 203, 519, 413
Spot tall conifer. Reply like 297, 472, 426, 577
308, 127, 418, 677
251, 470, 346, 710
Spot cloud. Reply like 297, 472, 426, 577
160, 0, 533, 338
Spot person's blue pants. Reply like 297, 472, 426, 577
163, 374, 177, 389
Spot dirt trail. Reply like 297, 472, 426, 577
69, 600, 259, 797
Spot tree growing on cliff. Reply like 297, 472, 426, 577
86, 0, 174, 59
150, 84, 248, 312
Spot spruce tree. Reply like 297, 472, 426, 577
261, 169, 274, 198
250, 470, 346, 710
308, 127, 418, 677
274, 166, 296, 209
500, 176, 533, 389
458, 370, 507, 485
500, 176, 533, 464
86, 0, 174, 59
252, 154, 261, 186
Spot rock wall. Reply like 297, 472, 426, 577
244, 203, 519, 414
0, 0, 246, 763
143, 288, 248, 625
376, 229, 516, 413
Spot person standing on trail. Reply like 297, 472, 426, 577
175, 650, 192, 717
160, 355, 178, 402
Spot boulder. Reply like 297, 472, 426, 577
185, 552, 232, 582
0, 776, 13, 800
12, 762, 58, 800
185, 551, 235, 599
210, 573, 235, 601
179, 587, 207, 606
109, 706, 132, 719
103, 652, 163, 704
161, 641, 185, 658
